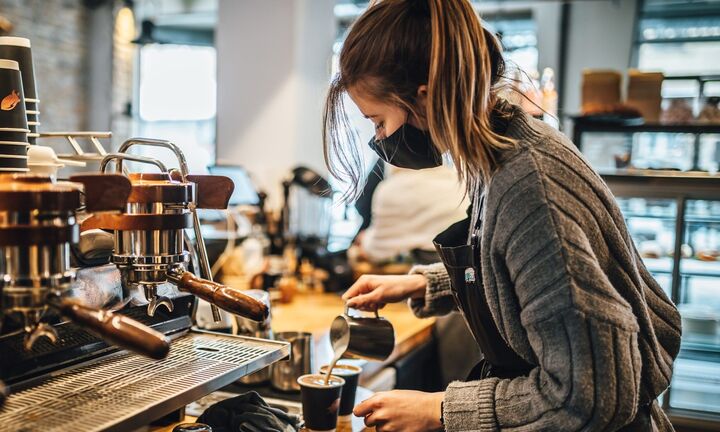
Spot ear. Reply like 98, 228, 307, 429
416, 85, 428, 107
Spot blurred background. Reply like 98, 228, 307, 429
1, 1, 719, 430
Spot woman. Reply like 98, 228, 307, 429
323, 1, 682, 431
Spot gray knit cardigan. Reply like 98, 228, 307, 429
409, 109, 682, 431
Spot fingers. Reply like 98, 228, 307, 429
363, 407, 390, 428
353, 395, 378, 418
364, 410, 387, 428
342, 275, 374, 301
345, 293, 378, 310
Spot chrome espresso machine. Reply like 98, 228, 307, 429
0, 138, 289, 432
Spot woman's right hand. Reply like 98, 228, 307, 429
342, 274, 428, 311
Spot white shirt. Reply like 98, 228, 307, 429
361, 165, 469, 262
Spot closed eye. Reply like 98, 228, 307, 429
374, 122, 386, 140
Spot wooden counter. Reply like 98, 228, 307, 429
150, 293, 434, 432
271, 292, 436, 380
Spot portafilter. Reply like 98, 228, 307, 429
82, 138, 268, 322
0, 173, 170, 359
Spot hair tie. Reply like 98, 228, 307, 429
406, 0, 430, 15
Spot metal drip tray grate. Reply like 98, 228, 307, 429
0, 331, 289, 432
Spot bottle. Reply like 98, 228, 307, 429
541, 67, 559, 129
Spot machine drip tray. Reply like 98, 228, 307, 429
0, 331, 289, 432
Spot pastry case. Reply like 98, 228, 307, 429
601, 171, 720, 429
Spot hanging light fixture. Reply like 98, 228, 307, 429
115, 0, 136, 44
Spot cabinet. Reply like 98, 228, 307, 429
601, 171, 720, 428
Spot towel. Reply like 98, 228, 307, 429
197, 391, 300, 432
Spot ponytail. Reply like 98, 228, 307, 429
323, 0, 515, 200
426, 0, 514, 190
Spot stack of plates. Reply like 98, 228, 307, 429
0, 128, 29, 173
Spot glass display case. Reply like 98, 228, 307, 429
601, 171, 720, 429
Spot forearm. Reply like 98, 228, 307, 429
407, 262, 457, 318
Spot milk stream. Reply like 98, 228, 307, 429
324, 350, 343, 385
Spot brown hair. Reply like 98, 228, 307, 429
323, 0, 515, 200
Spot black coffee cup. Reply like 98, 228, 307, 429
0, 142, 28, 156
0, 155, 28, 169
28, 123, 38, 144
298, 373, 345, 432
0, 128, 29, 143
319, 363, 362, 420
0, 60, 28, 131
0, 37, 37, 101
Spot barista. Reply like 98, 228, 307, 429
323, 1, 682, 431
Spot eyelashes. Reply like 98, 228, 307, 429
374, 122, 386, 140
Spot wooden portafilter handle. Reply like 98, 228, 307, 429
54, 299, 170, 360
0, 380, 7, 407
167, 270, 269, 322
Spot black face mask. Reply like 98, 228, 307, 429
368, 123, 443, 169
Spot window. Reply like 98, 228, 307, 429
483, 12, 539, 76
635, 0, 720, 81
136, 44, 217, 173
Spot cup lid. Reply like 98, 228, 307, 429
0, 59, 19, 70
297, 374, 345, 389
0, 37, 31, 48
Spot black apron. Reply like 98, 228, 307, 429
432, 216, 653, 430
433, 216, 533, 380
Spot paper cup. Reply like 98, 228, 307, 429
0, 60, 28, 131
0, 142, 29, 156
0, 154, 28, 169
319, 363, 361, 419
0, 128, 28, 143
0, 37, 38, 100
298, 374, 345, 432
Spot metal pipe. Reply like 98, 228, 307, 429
99, 153, 168, 174
117, 138, 189, 179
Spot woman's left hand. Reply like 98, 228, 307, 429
354, 390, 445, 432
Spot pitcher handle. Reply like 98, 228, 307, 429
344, 304, 380, 319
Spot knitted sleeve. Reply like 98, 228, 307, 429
407, 262, 457, 318
442, 148, 643, 431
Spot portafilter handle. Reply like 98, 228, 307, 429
52, 298, 171, 360
0, 380, 7, 407
166, 269, 269, 322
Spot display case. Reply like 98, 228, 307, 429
601, 171, 720, 429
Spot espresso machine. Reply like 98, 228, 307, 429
82, 138, 268, 322
0, 139, 288, 432
0, 172, 169, 355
